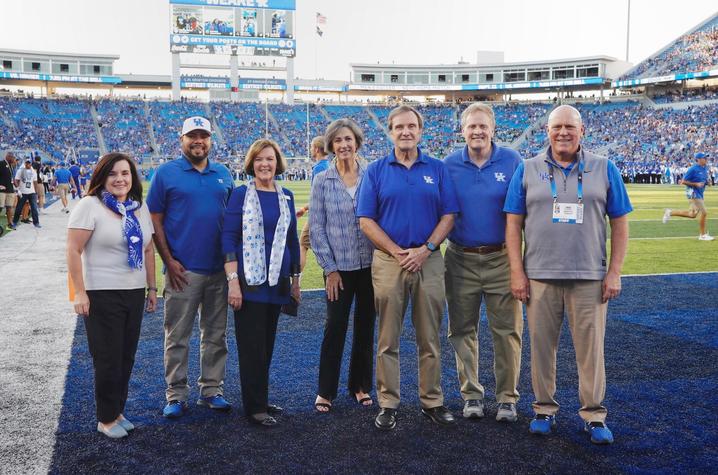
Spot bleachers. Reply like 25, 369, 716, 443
621, 14, 718, 80
0, 97, 98, 161
96, 99, 153, 158
1, 97, 716, 178
148, 100, 207, 157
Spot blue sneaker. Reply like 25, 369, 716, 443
529, 414, 556, 435
197, 394, 231, 412
584, 421, 614, 445
163, 400, 188, 419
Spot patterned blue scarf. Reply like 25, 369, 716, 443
100, 190, 143, 270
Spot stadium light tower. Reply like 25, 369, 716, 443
625, 0, 631, 62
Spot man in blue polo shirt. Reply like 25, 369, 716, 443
147, 116, 234, 418
504, 105, 632, 445
296, 136, 329, 272
357, 105, 459, 430
662, 152, 713, 241
68, 161, 82, 199
53, 162, 74, 213
444, 103, 523, 423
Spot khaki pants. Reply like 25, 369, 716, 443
299, 221, 311, 250
163, 270, 229, 401
57, 184, 69, 201
373, 250, 445, 409
445, 244, 523, 403
526, 279, 607, 422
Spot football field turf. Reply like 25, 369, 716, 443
148, 182, 716, 291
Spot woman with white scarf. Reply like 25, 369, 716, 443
222, 139, 301, 427
67, 153, 157, 439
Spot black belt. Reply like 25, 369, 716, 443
450, 242, 505, 255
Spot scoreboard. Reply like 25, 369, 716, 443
169, 0, 296, 57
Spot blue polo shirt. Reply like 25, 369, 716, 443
69, 165, 81, 180
311, 159, 330, 184
683, 164, 708, 199
356, 148, 459, 248
147, 156, 234, 275
54, 168, 72, 184
445, 143, 521, 247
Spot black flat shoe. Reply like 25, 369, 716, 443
375, 408, 397, 430
248, 414, 278, 427
267, 404, 284, 415
421, 406, 456, 426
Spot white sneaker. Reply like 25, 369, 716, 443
496, 402, 518, 422
463, 399, 485, 419
698, 234, 715, 241
662, 209, 671, 224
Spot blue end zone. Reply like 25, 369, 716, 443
49, 273, 718, 473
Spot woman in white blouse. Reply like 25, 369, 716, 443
67, 153, 157, 439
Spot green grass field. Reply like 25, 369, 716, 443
4, 183, 714, 289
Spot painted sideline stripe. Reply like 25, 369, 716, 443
624, 236, 714, 240
630, 218, 718, 222
623, 270, 717, 277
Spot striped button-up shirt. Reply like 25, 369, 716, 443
309, 161, 374, 274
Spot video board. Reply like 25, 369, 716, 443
169, 0, 296, 57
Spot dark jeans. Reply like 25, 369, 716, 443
234, 301, 280, 416
84, 289, 145, 423
317, 268, 376, 401
12, 193, 38, 225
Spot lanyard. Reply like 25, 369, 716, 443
548, 160, 583, 203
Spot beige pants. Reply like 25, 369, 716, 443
163, 270, 229, 401
526, 279, 607, 422
299, 221, 311, 250
373, 250, 446, 409
445, 244, 523, 403
57, 183, 69, 201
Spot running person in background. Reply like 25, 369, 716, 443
663, 152, 714, 241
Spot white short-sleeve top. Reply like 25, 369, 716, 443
68, 196, 154, 290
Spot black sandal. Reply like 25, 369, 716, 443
315, 402, 332, 413
248, 413, 278, 427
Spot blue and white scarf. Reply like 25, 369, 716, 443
242, 180, 290, 286
100, 190, 144, 270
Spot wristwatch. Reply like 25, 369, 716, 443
425, 241, 437, 252
226, 272, 239, 282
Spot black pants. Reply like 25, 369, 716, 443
317, 268, 376, 401
84, 289, 145, 423
12, 193, 38, 225
234, 301, 280, 416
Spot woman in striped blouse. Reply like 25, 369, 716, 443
310, 118, 376, 413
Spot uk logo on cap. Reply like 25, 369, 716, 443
181, 116, 212, 136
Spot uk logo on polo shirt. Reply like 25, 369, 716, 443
423, 175, 435, 184
494, 172, 506, 182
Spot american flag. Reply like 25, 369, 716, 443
316, 12, 327, 25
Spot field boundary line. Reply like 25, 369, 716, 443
623, 270, 718, 277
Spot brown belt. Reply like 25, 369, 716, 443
451, 242, 505, 255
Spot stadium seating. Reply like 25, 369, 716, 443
0, 97, 98, 161
96, 99, 153, 159
621, 15, 718, 80
1, 97, 716, 180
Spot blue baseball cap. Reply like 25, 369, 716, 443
694, 152, 708, 160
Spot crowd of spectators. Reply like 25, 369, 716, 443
148, 100, 207, 157
1, 96, 716, 184
96, 99, 153, 158
652, 86, 718, 104
0, 97, 98, 161
622, 15, 718, 80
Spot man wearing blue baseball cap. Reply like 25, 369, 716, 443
663, 152, 714, 241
